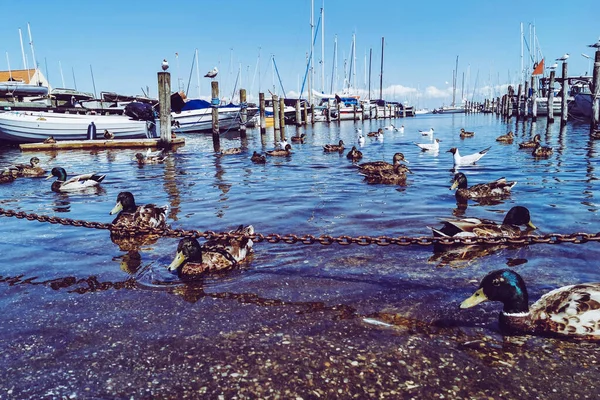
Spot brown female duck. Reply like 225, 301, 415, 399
496, 131, 514, 143
357, 152, 408, 174
450, 172, 517, 202
9, 157, 46, 177
363, 164, 411, 185
518, 134, 541, 148
532, 143, 553, 157
266, 144, 292, 156
346, 146, 363, 161
323, 140, 345, 152
251, 151, 266, 163
459, 128, 475, 138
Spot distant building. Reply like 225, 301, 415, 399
0, 68, 50, 89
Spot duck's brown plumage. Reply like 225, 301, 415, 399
167, 225, 254, 278
363, 164, 411, 185
109, 191, 168, 231
251, 151, 266, 163
346, 146, 363, 161
291, 134, 306, 143
450, 172, 516, 202
460, 128, 475, 138
519, 134, 541, 148
266, 144, 292, 156
358, 152, 408, 174
323, 140, 345, 152
9, 157, 46, 177
532, 143, 553, 157
496, 131, 514, 143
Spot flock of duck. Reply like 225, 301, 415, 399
2, 123, 599, 341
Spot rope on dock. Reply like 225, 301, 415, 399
1, 207, 599, 247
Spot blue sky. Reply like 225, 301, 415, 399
2, 0, 598, 109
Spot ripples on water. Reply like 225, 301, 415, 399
0, 113, 599, 330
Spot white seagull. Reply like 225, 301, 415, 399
275, 138, 289, 150
588, 39, 600, 49
419, 128, 434, 136
384, 124, 396, 131
414, 138, 441, 152
396, 125, 405, 134
161, 59, 169, 71
357, 133, 365, 146
447, 146, 491, 166
556, 53, 569, 61
548, 62, 558, 70
204, 67, 219, 78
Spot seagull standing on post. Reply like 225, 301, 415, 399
548, 62, 558, 70
204, 67, 218, 79
556, 53, 569, 61
588, 39, 600, 49
161, 59, 169, 71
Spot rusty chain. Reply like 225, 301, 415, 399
1, 207, 600, 247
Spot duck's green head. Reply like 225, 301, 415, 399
167, 237, 203, 274
461, 269, 529, 313
110, 192, 136, 215
30, 157, 40, 166
450, 172, 467, 190
503, 206, 536, 229
46, 167, 67, 181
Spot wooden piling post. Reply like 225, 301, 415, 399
547, 71, 555, 124
530, 77, 537, 122
336, 101, 341, 124
302, 101, 308, 125
516, 84, 523, 119
310, 103, 315, 125
279, 97, 286, 140
507, 86, 514, 118
211, 81, 220, 152
560, 61, 569, 126
325, 104, 330, 123
523, 81, 529, 119
353, 104, 357, 121
272, 95, 280, 133
295, 100, 301, 126
259, 92, 266, 135
591, 50, 600, 130
239, 89, 247, 139
157, 71, 172, 146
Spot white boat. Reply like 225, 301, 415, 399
433, 105, 465, 114
172, 105, 249, 133
526, 97, 563, 116
0, 111, 156, 143
0, 81, 48, 97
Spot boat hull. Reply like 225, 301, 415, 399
0, 111, 154, 143
172, 107, 257, 133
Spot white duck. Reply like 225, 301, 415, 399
414, 138, 441, 152
396, 125, 405, 134
357, 133, 365, 146
384, 124, 396, 131
275, 138, 290, 150
447, 146, 491, 166
419, 128, 434, 136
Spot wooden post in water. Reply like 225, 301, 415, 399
211, 81, 220, 152
295, 100, 301, 126
325, 104, 330, 123
547, 71, 555, 124
560, 61, 569, 126
310, 103, 315, 125
353, 104, 357, 122
157, 71, 172, 146
591, 50, 600, 130
272, 95, 280, 134
516, 84, 523, 119
523, 81, 529, 119
336, 101, 341, 125
279, 97, 286, 140
530, 77, 537, 122
303, 101, 308, 125
259, 92, 266, 135
507, 86, 514, 118
239, 89, 247, 139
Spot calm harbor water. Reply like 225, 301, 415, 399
1, 112, 600, 398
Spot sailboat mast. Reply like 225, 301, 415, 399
195, 49, 201, 98
379, 37, 384, 100
309, 0, 314, 104
368, 48, 372, 101
330, 35, 337, 93
452, 55, 458, 107
352, 33, 356, 91
27, 23, 38, 84
320, 3, 325, 93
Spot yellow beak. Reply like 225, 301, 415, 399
109, 202, 123, 215
450, 180, 459, 190
527, 221, 537, 230
167, 251, 186, 272
460, 288, 488, 308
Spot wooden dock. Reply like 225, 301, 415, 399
20, 137, 185, 151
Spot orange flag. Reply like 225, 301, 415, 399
532, 59, 545, 76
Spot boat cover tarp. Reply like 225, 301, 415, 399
124, 102, 155, 121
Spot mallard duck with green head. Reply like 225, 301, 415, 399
110, 191, 169, 231
46, 167, 106, 192
323, 140, 345, 152
167, 225, 254, 278
358, 152, 409, 174
461, 269, 600, 340
9, 157, 46, 177
450, 172, 517, 203
431, 205, 536, 238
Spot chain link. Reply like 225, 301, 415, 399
1, 207, 599, 247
